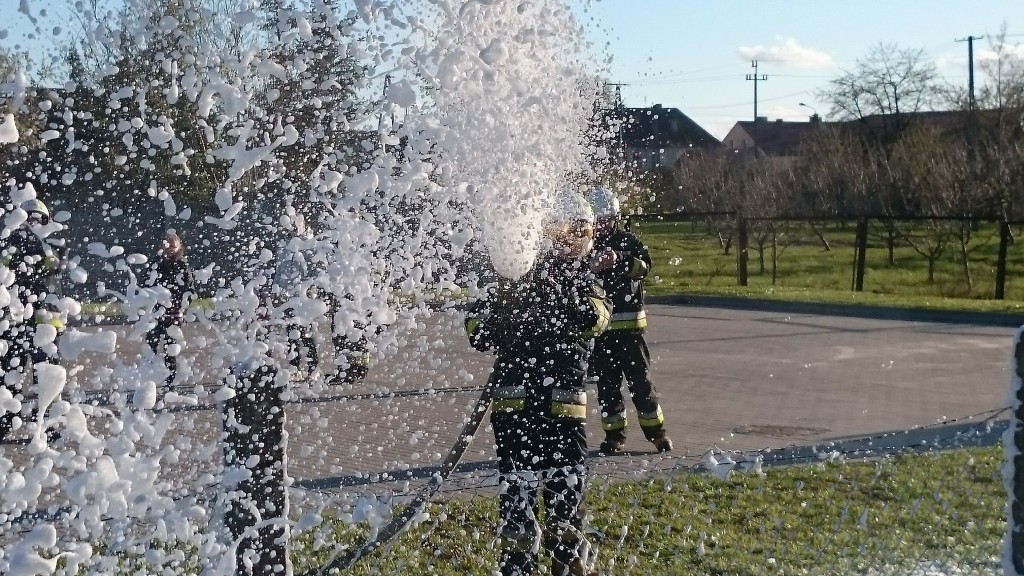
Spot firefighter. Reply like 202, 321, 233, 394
144, 231, 197, 393
465, 192, 610, 576
0, 197, 65, 443
586, 186, 672, 454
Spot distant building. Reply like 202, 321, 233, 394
722, 110, 978, 164
722, 114, 823, 164
616, 104, 720, 171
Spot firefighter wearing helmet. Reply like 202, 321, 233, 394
465, 191, 610, 576
586, 186, 672, 454
0, 194, 67, 443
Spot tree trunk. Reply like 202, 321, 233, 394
771, 232, 778, 284
927, 256, 936, 282
221, 361, 291, 576
887, 227, 896, 266
960, 234, 973, 293
809, 222, 831, 251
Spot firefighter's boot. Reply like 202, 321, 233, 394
598, 430, 626, 455
642, 424, 673, 453
651, 435, 673, 453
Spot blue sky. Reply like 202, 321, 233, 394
3, 1, 1023, 140
579, 0, 1024, 138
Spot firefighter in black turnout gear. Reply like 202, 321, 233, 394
586, 187, 672, 454
0, 198, 65, 443
465, 193, 610, 576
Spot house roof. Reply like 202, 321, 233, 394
727, 110, 988, 158
619, 105, 720, 149
847, 110, 978, 141
731, 120, 821, 156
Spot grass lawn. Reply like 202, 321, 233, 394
633, 219, 1024, 316
291, 445, 1004, 575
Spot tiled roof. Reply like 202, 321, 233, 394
733, 120, 821, 156
619, 105, 720, 148
733, 110, 983, 157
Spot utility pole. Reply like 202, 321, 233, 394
745, 60, 768, 120
605, 81, 630, 172
955, 35, 984, 246
378, 74, 395, 152
606, 81, 629, 112
738, 62, 766, 287
956, 35, 984, 111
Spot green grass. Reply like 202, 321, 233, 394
56, 445, 1005, 575
635, 219, 1024, 315
79, 301, 124, 317
288, 445, 1005, 575
78, 298, 215, 318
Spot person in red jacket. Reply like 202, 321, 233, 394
465, 192, 610, 576
586, 186, 672, 455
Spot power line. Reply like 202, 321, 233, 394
620, 62, 745, 83
630, 74, 737, 86
685, 89, 815, 111
605, 81, 629, 110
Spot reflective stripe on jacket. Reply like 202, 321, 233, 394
592, 228, 650, 332
464, 255, 611, 420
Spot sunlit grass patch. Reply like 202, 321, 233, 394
635, 220, 1024, 315
62, 446, 1002, 574
299, 445, 1003, 575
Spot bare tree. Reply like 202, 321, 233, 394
815, 44, 948, 272
800, 125, 877, 217
662, 149, 739, 253
973, 29, 1024, 221
739, 160, 795, 275
890, 124, 963, 284
820, 43, 942, 161
977, 25, 1024, 112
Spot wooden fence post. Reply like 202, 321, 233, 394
221, 360, 290, 576
737, 216, 748, 287
997, 219, 1010, 300
853, 217, 869, 292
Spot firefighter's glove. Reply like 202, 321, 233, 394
589, 248, 618, 273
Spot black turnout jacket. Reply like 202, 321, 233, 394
465, 255, 611, 419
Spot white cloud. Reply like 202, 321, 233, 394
737, 37, 833, 69
978, 43, 1024, 62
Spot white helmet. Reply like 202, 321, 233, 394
547, 191, 594, 227
588, 187, 620, 219
544, 193, 595, 260
21, 198, 49, 217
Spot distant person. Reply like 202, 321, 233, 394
145, 231, 196, 393
586, 186, 672, 454
465, 192, 610, 576
272, 213, 319, 379
0, 195, 65, 443
322, 290, 370, 384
